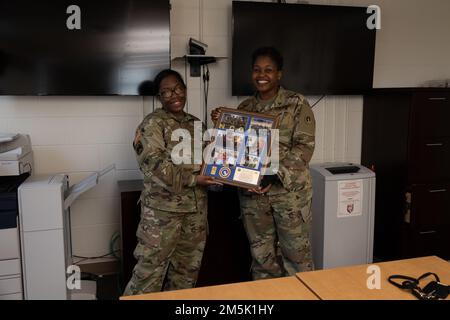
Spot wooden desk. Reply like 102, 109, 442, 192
296, 256, 450, 300
120, 276, 318, 300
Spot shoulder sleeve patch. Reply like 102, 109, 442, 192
298, 103, 316, 135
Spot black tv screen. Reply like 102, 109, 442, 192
0, 0, 170, 95
232, 1, 376, 96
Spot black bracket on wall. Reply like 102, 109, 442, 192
187, 56, 217, 77
187, 38, 216, 77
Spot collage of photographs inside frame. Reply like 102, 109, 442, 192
211, 112, 274, 169
217, 112, 248, 132
211, 146, 238, 166
244, 117, 273, 168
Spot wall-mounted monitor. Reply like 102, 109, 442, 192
0, 0, 170, 96
232, 1, 377, 96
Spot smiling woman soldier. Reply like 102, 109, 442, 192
123, 69, 221, 295
211, 47, 316, 279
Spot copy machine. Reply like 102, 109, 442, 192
0, 133, 33, 300
0, 133, 33, 176
0, 173, 29, 300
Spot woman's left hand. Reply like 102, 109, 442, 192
247, 184, 272, 195
259, 183, 272, 194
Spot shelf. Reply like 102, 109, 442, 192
172, 55, 227, 77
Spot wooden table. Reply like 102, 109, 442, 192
296, 256, 450, 300
120, 276, 318, 300
120, 256, 450, 300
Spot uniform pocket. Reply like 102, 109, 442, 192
298, 189, 313, 224
272, 190, 312, 224
136, 206, 162, 248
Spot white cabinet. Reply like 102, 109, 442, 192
0, 226, 23, 299
0, 227, 21, 260
0, 275, 22, 296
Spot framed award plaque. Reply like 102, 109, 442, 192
201, 107, 279, 189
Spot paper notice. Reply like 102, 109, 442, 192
233, 167, 260, 185
338, 179, 363, 218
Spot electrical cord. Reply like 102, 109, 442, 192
311, 94, 326, 109
73, 250, 121, 265
110, 232, 121, 260
202, 64, 210, 127
185, 57, 189, 113
73, 232, 121, 265
71, 232, 123, 298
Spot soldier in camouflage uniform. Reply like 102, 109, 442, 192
212, 47, 316, 279
123, 70, 221, 295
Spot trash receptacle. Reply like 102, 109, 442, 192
310, 163, 376, 270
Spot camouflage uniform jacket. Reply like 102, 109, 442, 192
238, 87, 316, 195
133, 107, 206, 213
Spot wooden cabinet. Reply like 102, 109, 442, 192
362, 88, 450, 261
409, 184, 450, 230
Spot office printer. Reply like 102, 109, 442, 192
0, 134, 33, 176
0, 133, 33, 299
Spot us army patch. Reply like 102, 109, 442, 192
300, 108, 315, 135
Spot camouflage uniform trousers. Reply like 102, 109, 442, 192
239, 189, 313, 280
123, 203, 207, 295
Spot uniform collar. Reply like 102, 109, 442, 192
252, 87, 291, 109
158, 107, 196, 122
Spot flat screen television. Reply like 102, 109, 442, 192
0, 0, 170, 95
232, 1, 377, 96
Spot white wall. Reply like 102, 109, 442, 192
0, 96, 149, 258
1, 0, 449, 256
370, 0, 450, 87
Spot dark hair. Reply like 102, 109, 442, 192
251, 47, 284, 70
153, 69, 186, 93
